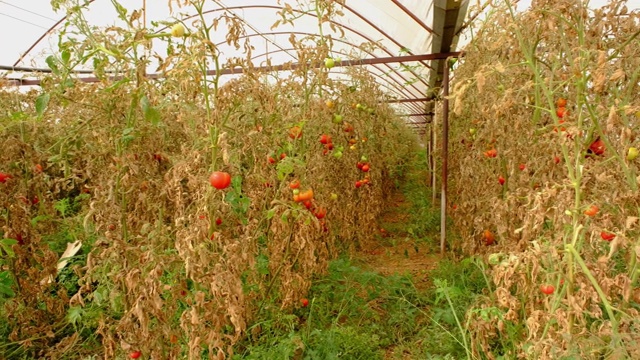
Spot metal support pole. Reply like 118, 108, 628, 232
429, 115, 436, 190
440, 58, 450, 255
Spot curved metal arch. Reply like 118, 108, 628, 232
13, 0, 98, 66
15, 2, 433, 107
226, 31, 425, 100
156, 4, 431, 95
247, 46, 424, 115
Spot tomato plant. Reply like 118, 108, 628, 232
209, 171, 231, 189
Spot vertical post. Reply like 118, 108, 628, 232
431, 113, 437, 206
427, 108, 434, 189
440, 58, 450, 255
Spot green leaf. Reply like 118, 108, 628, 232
61, 49, 71, 66
35, 93, 50, 117
66, 306, 85, 328
45, 55, 60, 75
140, 95, 161, 125
0, 271, 15, 297
266, 209, 276, 220
0, 238, 17, 257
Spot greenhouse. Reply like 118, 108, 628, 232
1, 0, 640, 358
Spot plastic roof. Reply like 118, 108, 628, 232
0, 0, 470, 126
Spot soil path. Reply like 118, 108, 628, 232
356, 186, 441, 290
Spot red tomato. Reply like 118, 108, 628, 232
519, 164, 526, 171
556, 107, 567, 118
356, 162, 364, 170
554, 156, 561, 164
319, 134, 332, 144
324, 143, 334, 151
361, 164, 370, 172
498, 176, 505, 185
268, 156, 276, 164
484, 149, 498, 158
34, 164, 43, 173
130, 351, 142, 359
584, 205, 599, 217
314, 207, 327, 219
303, 199, 314, 210
289, 180, 300, 189
301, 298, 309, 307
588, 138, 605, 156
216, 218, 223, 226
483, 229, 495, 245
31, 196, 39, 205
355, 180, 362, 188
280, 153, 287, 160
540, 284, 555, 295
289, 126, 302, 139
556, 98, 567, 108
0, 172, 12, 183
343, 123, 354, 133
600, 231, 615, 241
209, 171, 231, 189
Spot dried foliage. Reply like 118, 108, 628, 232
0, 1, 419, 358
443, 0, 640, 358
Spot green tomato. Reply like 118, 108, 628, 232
330, 193, 338, 200
292, 189, 300, 195
333, 151, 343, 159
324, 58, 335, 69
332, 114, 344, 124
360, 155, 368, 162
627, 147, 638, 161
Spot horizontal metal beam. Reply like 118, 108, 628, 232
385, 97, 431, 103
3, 52, 461, 87
399, 112, 434, 117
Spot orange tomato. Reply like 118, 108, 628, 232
295, 189, 314, 202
